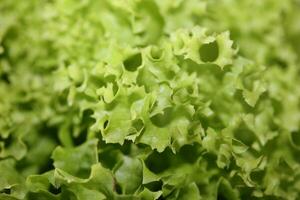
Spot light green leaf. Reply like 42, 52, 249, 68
52, 139, 98, 178
115, 157, 143, 194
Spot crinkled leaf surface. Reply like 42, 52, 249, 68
1, 0, 300, 199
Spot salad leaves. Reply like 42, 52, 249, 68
1, 0, 300, 199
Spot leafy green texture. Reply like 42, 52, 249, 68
1, 0, 300, 199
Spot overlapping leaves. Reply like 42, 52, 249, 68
1, 0, 300, 199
